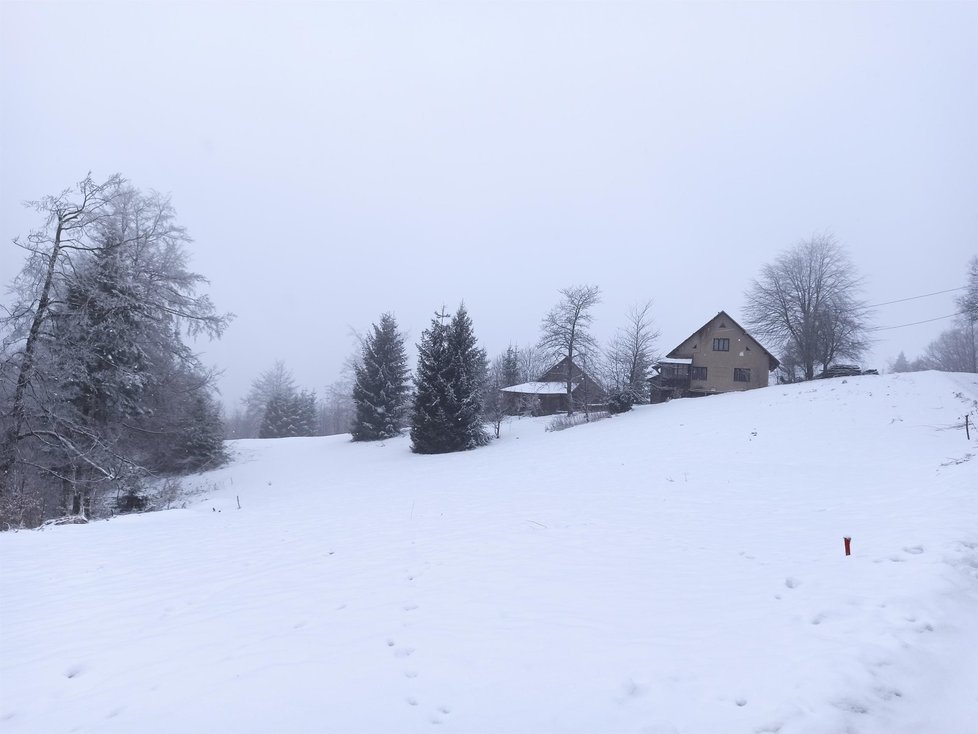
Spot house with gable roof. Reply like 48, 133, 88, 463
649, 310, 780, 403
501, 356, 607, 416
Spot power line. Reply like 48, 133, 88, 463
870, 312, 963, 332
867, 287, 965, 308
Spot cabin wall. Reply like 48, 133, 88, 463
671, 317, 771, 393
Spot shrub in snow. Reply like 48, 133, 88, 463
607, 391, 634, 415
546, 411, 610, 432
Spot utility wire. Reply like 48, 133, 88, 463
867, 287, 964, 308
870, 312, 963, 332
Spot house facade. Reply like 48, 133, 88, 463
650, 311, 779, 402
501, 357, 607, 415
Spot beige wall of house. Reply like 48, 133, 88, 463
671, 314, 773, 393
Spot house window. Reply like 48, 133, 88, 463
734, 368, 751, 382
691, 366, 707, 381
713, 338, 730, 351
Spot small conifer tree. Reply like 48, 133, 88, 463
352, 313, 409, 441
410, 305, 488, 454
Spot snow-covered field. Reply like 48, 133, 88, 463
2, 371, 977, 734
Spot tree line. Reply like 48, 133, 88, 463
3, 175, 975, 528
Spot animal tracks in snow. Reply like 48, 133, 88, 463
384, 597, 455, 726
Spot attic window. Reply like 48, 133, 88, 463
713, 338, 730, 351
719, 322, 727, 328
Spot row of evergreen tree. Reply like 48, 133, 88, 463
353, 306, 489, 453
233, 305, 494, 454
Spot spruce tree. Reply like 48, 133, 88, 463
500, 345, 522, 387
352, 313, 409, 441
259, 389, 318, 438
410, 310, 454, 454
410, 305, 488, 454
294, 390, 319, 437
448, 304, 489, 449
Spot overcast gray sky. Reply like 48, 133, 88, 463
2, 1, 976, 405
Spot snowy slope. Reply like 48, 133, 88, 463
2, 371, 977, 734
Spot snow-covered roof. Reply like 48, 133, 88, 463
658, 357, 693, 365
501, 381, 577, 395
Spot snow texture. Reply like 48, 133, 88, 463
1, 371, 977, 733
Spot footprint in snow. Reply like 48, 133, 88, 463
735, 698, 747, 707
784, 577, 800, 589
64, 664, 85, 679
875, 687, 903, 701
386, 638, 395, 647
810, 612, 828, 625
403, 604, 419, 612
903, 546, 924, 555
406, 697, 418, 707
404, 670, 419, 678
394, 647, 415, 658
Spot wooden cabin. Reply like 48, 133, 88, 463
501, 357, 607, 415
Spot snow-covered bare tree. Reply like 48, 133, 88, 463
352, 313, 409, 441
0, 174, 231, 523
0, 174, 124, 494
538, 285, 601, 415
744, 235, 871, 380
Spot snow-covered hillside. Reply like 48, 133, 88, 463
2, 372, 977, 734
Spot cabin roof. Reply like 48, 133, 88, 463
667, 310, 780, 370
501, 381, 577, 395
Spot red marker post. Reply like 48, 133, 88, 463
844, 536, 852, 556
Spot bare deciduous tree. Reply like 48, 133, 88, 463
744, 234, 871, 380
538, 285, 601, 415
1, 174, 124, 488
919, 320, 977, 373
515, 344, 546, 384
605, 300, 660, 404
958, 256, 978, 324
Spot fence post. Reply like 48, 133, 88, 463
844, 536, 852, 556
